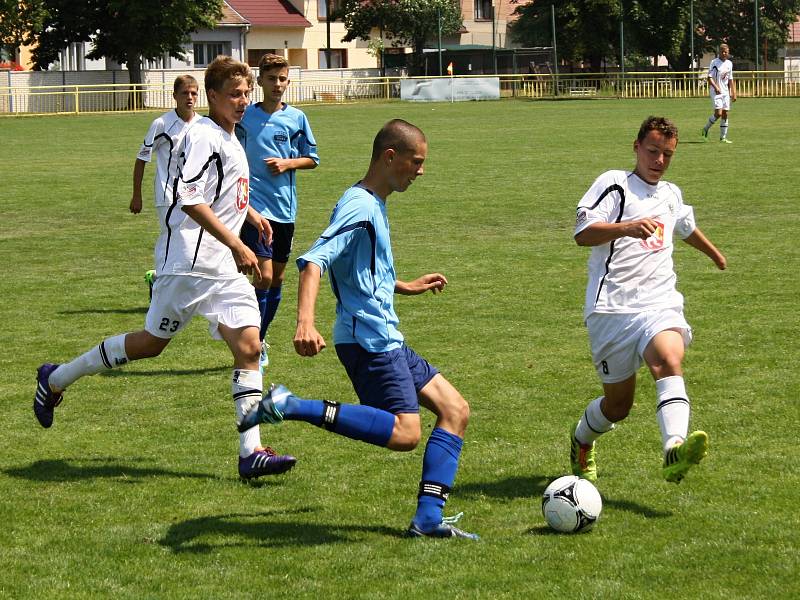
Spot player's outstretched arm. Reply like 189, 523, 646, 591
294, 262, 326, 356
683, 228, 727, 270
395, 273, 448, 296
130, 159, 146, 214
575, 219, 659, 246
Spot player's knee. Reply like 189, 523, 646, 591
235, 338, 261, 364
388, 415, 422, 451
254, 275, 273, 290
441, 394, 470, 433
246, 341, 262, 362
390, 427, 421, 451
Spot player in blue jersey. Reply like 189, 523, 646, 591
236, 54, 319, 372
238, 119, 478, 539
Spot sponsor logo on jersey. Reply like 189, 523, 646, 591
273, 131, 288, 143
236, 177, 249, 211
576, 209, 588, 227
641, 219, 665, 250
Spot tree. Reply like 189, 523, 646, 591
511, 0, 800, 72
694, 0, 800, 67
24, 0, 222, 87
338, 0, 462, 75
626, 0, 690, 69
509, 0, 622, 71
0, 0, 45, 62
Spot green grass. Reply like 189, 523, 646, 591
1, 97, 798, 599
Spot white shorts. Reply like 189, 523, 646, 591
711, 93, 731, 111
586, 309, 692, 384
145, 274, 260, 340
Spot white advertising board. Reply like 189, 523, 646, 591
400, 77, 500, 102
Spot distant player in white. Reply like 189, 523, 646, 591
701, 43, 737, 143
130, 74, 201, 296
34, 57, 297, 480
570, 116, 727, 485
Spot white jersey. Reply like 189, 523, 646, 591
156, 116, 250, 279
574, 170, 697, 319
708, 57, 734, 96
136, 110, 201, 207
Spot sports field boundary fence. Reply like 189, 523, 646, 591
1, 69, 798, 116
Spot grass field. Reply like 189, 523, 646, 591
1, 97, 798, 599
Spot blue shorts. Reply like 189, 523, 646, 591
240, 220, 295, 263
335, 343, 439, 415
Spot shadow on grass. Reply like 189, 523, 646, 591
59, 307, 148, 315
3, 457, 218, 483
159, 509, 403, 552
99, 366, 230, 377
458, 475, 672, 519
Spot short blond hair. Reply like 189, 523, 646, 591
173, 74, 198, 94
204, 55, 253, 92
258, 53, 289, 73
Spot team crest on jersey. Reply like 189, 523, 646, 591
273, 131, 288, 143
641, 219, 665, 250
180, 183, 198, 199
236, 177, 249, 211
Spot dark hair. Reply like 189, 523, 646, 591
173, 74, 198, 94
370, 119, 426, 162
637, 116, 678, 142
204, 55, 253, 92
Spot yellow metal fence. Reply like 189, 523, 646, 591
1, 71, 798, 115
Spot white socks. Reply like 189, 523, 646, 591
720, 118, 729, 139
49, 333, 129, 391
575, 396, 615, 446
704, 115, 718, 133
233, 369, 263, 457
655, 375, 690, 451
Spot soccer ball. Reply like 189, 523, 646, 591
541, 475, 602, 533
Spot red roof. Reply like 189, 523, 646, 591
790, 17, 800, 43
226, 0, 311, 27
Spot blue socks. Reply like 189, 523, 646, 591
413, 427, 464, 529
258, 286, 282, 340
280, 394, 395, 447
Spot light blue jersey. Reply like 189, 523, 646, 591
236, 102, 319, 223
297, 184, 404, 353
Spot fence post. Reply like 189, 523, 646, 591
74, 86, 79, 115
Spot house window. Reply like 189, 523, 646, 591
193, 42, 230, 67
475, 0, 493, 21
318, 0, 343, 21
248, 49, 277, 67
318, 49, 347, 69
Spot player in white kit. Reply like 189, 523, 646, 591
130, 75, 202, 297
570, 116, 727, 484
701, 44, 736, 143
34, 57, 296, 480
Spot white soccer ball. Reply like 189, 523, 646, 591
541, 475, 602, 533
